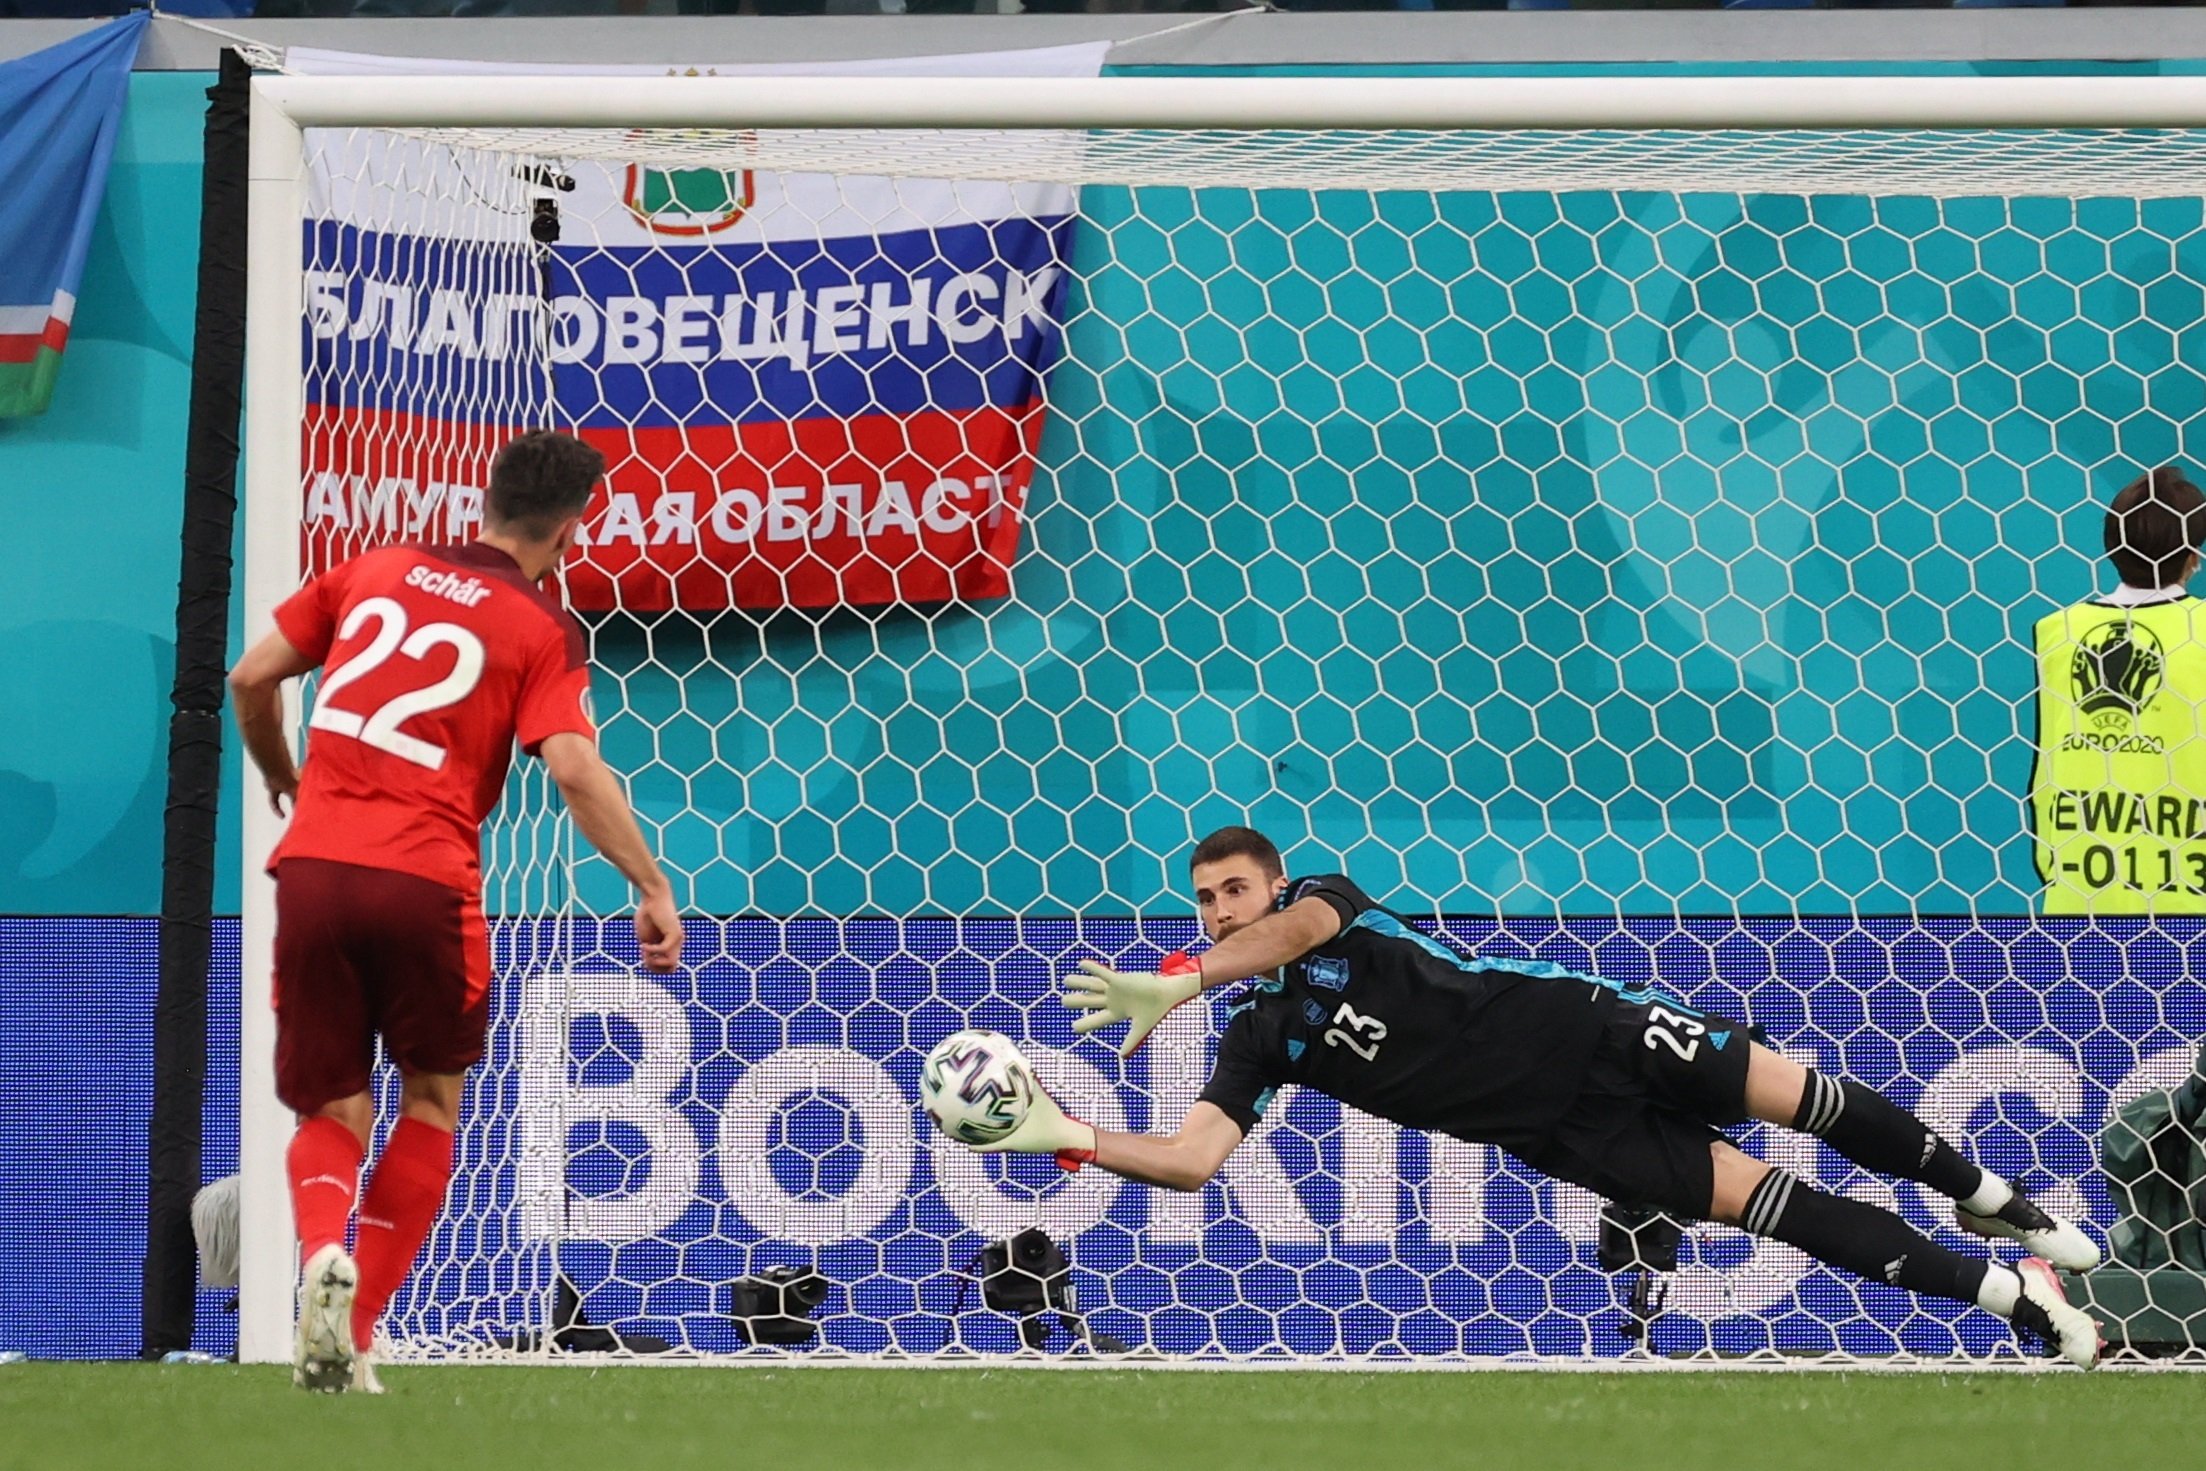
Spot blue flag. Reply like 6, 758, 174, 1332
0, 13, 146, 418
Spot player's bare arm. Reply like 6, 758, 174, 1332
540, 731, 684, 972
1188, 896, 1342, 988
965, 1073, 1246, 1189
227, 628, 318, 815
1089, 1102, 1245, 1192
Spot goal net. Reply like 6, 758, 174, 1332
243, 74, 2206, 1365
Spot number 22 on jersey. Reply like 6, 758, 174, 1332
308, 596, 486, 771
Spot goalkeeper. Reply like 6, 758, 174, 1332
983, 825, 2106, 1368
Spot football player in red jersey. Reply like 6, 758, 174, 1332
228, 430, 683, 1393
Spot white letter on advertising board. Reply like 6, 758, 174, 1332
719, 1048, 914, 1246
811, 284, 863, 354
868, 278, 933, 350
603, 297, 661, 366
651, 492, 696, 546
866, 481, 919, 538
661, 296, 715, 365
550, 297, 599, 364
936, 273, 999, 345
764, 484, 808, 543
814, 484, 864, 539
516, 972, 700, 1242
710, 489, 763, 545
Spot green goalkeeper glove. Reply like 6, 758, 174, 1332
968, 1071, 1098, 1172
1061, 952, 1204, 1057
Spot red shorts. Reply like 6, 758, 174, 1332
273, 857, 491, 1114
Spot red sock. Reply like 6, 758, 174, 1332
286, 1116, 365, 1263
351, 1118, 455, 1352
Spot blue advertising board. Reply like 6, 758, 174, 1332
5, 916, 2195, 1361
359, 915, 2203, 1361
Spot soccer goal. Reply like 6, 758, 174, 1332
239, 71, 2206, 1367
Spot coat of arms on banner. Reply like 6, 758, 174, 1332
620, 163, 757, 236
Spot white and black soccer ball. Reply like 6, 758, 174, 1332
920, 1030, 1035, 1146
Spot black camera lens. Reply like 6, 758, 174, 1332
730, 1265, 830, 1346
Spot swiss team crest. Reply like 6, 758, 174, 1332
620, 162, 757, 236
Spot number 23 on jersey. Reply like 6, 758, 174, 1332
1323, 1001, 1388, 1062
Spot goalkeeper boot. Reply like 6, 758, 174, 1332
1956, 1183, 2101, 1272
292, 1243, 359, 1394
2009, 1257, 2103, 1370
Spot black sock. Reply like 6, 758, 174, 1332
1740, 1168, 1990, 1308
1791, 1071, 1983, 1200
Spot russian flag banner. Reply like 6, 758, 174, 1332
292, 44, 1105, 612
0, 14, 145, 418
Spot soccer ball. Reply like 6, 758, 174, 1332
920, 1030, 1035, 1146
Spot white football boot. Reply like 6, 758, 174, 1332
2009, 1257, 2104, 1370
1956, 1183, 2102, 1272
291, 1244, 359, 1393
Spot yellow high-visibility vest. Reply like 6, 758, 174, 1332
2031, 595, 2206, 914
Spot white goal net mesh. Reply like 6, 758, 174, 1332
288, 115, 2206, 1363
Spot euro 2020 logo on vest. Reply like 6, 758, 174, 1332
2072, 619, 2166, 727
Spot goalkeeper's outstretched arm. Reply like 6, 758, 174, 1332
973, 1085, 1246, 1192
1090, 1104, 1246, 1192
1193, 897, 1342, 988
1063, 896, 1344, 1056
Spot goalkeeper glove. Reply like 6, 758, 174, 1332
968, 1071, 1098, 1172
1062, 950, 1203, 1058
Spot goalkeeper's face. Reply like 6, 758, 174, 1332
1192, 858, 1289, 944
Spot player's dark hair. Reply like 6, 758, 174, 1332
486, 430, 604, 540
1190, 825, 1284, 880
2105, 465, 2206, 588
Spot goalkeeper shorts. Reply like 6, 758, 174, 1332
273, 857, 492, 1114
1522, 994, 1754, 1220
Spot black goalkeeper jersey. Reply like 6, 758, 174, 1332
1196, 874, 1628, 1156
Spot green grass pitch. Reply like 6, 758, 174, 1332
4, 1363, 2197, 1471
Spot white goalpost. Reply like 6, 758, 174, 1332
240, 71, 2206, 1368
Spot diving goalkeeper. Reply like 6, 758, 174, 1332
980, 825, 2106, 1368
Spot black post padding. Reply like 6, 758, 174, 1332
142, 48, 253, 1361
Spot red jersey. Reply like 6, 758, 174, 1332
271, 541, 596, 894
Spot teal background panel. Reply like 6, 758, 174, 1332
12, 67, 2206, 919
